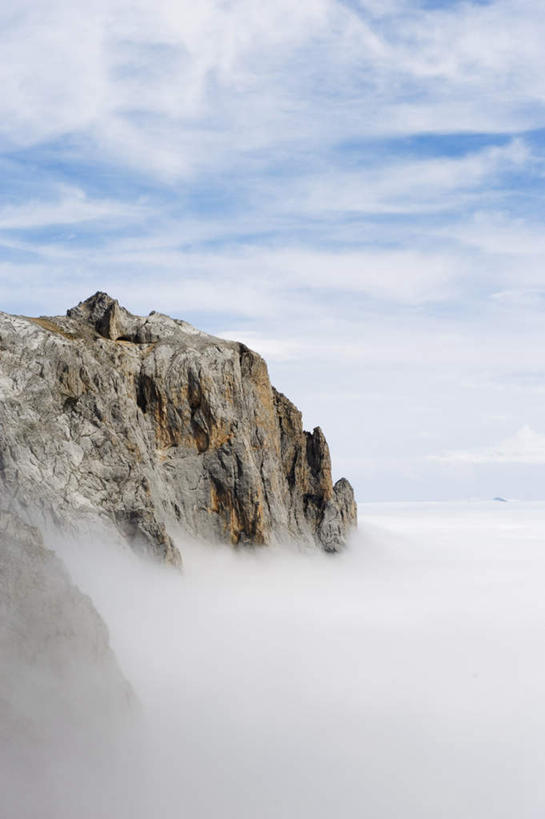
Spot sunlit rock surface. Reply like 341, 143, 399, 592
0, 293, 356, 562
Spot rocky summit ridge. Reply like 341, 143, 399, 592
0, 292, 356, 563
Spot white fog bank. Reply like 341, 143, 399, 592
49, 501, 545, 818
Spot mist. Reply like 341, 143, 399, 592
7, 501, 545, 818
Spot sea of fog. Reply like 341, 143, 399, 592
45, 502, 545, 817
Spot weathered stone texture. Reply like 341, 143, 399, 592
0, 293, 356, 562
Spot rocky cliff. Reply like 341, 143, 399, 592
0, 293, 356, 563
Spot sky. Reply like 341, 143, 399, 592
2, 0, 545, 500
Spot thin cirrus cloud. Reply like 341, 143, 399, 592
0, 187, 146, 230
295, 138, 532, 216
0, 245, 463, 318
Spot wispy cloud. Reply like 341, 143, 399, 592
295, 139, 533, 216
0, 186, 145, 230
430, 426, 545, 465
4, 1, 545, 168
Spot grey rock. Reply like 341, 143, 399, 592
0, 509, 130, 739
0, 292, 357, 562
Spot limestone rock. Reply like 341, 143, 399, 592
0, 293, 356, 561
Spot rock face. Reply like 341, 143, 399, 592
0, 509, 129, 738
0, 293, 356, 563
0, 508, 134, 819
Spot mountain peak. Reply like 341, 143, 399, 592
66, 292, 126, 340
67, 291, 120, 320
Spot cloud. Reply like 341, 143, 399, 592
0, 242, 471, 323
3, 0, 545, 174
42, 501, 545, 818
296, 138, 532, 216
430, 426, 545, 465
0, 186, 145, 230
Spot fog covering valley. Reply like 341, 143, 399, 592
5, 501, 545, 818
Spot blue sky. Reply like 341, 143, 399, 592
3, 0, 545, 500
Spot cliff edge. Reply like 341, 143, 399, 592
0, 293, 356, 562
